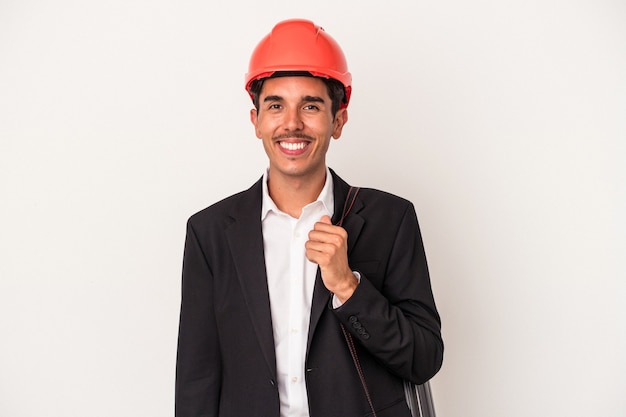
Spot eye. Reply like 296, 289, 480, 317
267, 103, 282, 110
303, 104, 319, 111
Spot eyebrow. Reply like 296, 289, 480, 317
263, 95, 283, 103
302, 95, 325, 103
262, 95, 326, 103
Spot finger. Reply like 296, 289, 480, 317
308, 230, 345, 246
313, 222, 347, 238
305, 240, 337, 254
305, 244, 331, 265
313, 218, 335, 232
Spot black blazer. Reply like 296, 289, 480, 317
176, 170, 443, 417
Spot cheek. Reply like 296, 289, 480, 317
254, 120, 269, 139
256, 115, 281, 137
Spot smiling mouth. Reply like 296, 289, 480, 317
279, 141, 308, 151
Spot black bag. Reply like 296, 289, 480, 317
404, 380, 437, 417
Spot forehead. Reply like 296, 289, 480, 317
260, 76, 329, 99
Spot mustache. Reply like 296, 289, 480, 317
272, 133, 315, 141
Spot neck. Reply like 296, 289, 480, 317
267, 168, 327, 218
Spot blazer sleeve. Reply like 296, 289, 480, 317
175, 218, 221, 417
333, 202, 444, 384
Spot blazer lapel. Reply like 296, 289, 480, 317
225, 179, 277, 380
307, 170, 365, 352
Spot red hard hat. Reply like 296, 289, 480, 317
245, 19, 352, 107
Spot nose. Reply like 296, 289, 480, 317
283, 107, 304, 131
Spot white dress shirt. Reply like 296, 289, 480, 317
261, 168, 334, 417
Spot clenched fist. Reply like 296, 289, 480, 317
305, 215, 358, 303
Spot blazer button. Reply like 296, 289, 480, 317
362, 333, 370, 340
352, 321, 362, 329
349, 315, 358, 323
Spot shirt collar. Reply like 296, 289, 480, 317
261, 167, 334, 221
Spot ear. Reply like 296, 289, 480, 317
331, 108, 348, 139
250, 108, 261, 139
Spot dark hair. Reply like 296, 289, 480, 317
248, 71, 347, 117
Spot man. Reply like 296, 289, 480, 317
176, 19, 443, 417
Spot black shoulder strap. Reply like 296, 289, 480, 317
336, 186, 360, 227
336, 186, 377, 415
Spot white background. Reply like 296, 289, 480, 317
1, 1, 624, 416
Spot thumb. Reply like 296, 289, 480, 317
320, 215, 332, 224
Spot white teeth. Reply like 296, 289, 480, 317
279, 142, 307, 151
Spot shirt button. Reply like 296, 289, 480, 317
292, 377, 298, 383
